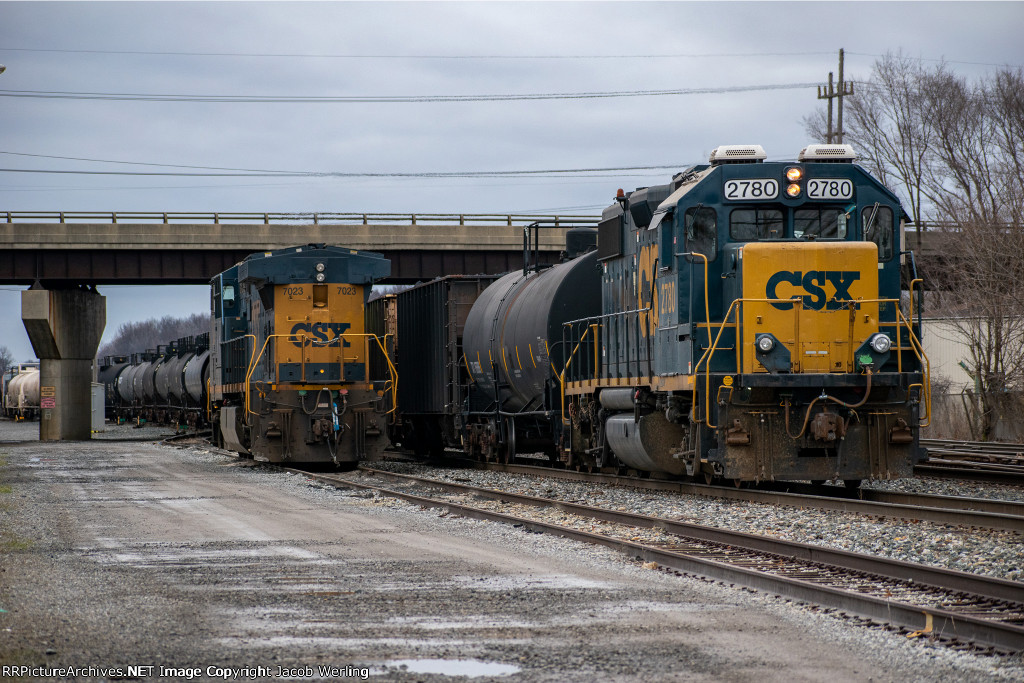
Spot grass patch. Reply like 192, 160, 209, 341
0, 535, 33, 552
0, 485, 12, 495
0, 647, 48, 671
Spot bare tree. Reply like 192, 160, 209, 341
0, 345, 14, 377
804, 51, 936, 245
805, 56, 1024, 440
930, 216, 1024, 439
98, 313, 209, 358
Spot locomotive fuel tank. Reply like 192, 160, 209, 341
463, 249, 601, 412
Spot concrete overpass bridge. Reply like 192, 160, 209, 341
0, 211, 598, 286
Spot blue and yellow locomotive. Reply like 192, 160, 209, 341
556, 143, 930, 485
209, 244, 394, 465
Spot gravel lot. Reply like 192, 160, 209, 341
1, 419, 1022, 682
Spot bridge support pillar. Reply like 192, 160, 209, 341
21, 287, 106, 441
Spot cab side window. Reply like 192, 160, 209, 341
684, 207, 717, 261
863, 205, 893, 261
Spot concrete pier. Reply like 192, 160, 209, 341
21, 287, 105, 440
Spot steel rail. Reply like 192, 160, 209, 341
918, 439, 1024, 484
294, 466, 1024, 651
914, 464, 1024, 486
923, 438, 1024, 455
465, 461, 1024, 532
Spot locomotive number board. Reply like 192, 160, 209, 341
723, 179, 779, 200
807, 178, 854, 199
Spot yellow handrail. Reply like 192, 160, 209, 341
695, 296, 932, 430
243, 332, 398, 418
558, 324, 597, 427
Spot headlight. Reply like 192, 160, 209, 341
315, 272, 326, 282
315, 262, 326, 272
870, 333, 892, 354
786, 167, 803, 182
757, 335, 775, 352
786, 183, 802, 198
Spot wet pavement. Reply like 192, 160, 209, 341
1, 419, 1020, 682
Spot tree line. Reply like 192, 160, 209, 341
97, 313, 209, 358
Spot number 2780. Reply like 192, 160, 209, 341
724, 179, 779, 200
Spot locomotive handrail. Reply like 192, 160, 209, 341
558, 323, 600, 428
243, 331, 397, 419
696, 296, 932, 430
562, 306, 651, 383
684, 251, 714, 416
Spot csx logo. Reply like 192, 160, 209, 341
290, 321, 352, 347
766, 270, 861, 311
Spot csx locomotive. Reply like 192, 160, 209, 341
209, 244, 393, 466
390, 143, 930, 486
103, 143, 930, 484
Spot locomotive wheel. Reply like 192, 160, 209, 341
701, 471, 714, 485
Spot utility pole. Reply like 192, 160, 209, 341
817, 48, 855, 143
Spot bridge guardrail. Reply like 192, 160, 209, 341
0, 211, 601, 228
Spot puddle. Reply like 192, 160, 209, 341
452, 574, 612, 590
385, 659, 520, 677
386, 615, 537, 630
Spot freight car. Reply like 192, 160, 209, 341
370, 275, 500, 457
3, 363, 41, 420
99, 333, 212, 428
209, 244, 394, 466
390, 144, 930, 487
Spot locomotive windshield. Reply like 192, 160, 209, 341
729, 208, 783, 240
794, 207, 848, 239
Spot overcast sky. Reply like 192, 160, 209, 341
1, 1, 1022, 363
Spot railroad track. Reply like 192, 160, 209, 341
294, 465, 1024, 653
461, 460, 1024, 533
920, 438, 1024, 485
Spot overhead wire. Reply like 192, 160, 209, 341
2, 47, 1017, 68
0, 82, 818, 103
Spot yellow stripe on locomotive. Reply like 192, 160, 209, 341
741, 242, 879, 374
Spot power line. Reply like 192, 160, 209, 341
0, 47, 834, 60
0, 82, 818, 103
0, 164, 692, 178
0, 150, 304, 174
2, 46, 1016, 68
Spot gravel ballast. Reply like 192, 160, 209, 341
359, 460, 1024, 583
